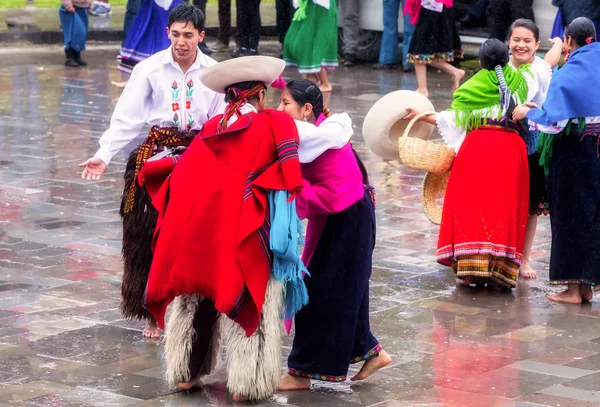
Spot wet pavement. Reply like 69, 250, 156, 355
0, 45, 600, 407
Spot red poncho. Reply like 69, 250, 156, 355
143, 109, 303, 336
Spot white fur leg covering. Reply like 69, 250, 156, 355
164, 294, 222, 388
222, 277, 284, 401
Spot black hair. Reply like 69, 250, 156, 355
283, 79, 370, 185
508, 19, 540, 42
479, 38, 509, 70
284, 79, 324, 117
224, 81, 266, 103
168, 3, 205, 32
565, 17, 597, 48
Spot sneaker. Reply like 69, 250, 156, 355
90, 2, 111, 16
232, 47, 258, 58
372, 63, 399, 71
199, 41, 212, 56
211, 42, 230, 52
344, 53, 357, 67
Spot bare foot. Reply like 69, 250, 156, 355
456, 276, 474, 286
142, 319, 162, 338
232, 394, 250, 401
451, 69, 465, 92
278, 374, 311, 391
581, 285, 593, 302
548, 289, 582, 304
350, 350, 392, 381
519, 261, 537, 280
318, 84, 332, 93
178, 378, 203, 390
416, 88, 429, 98
306, 73, 319, 84
111, 80, 128, 88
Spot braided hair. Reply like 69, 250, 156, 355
284, 79, 370, 184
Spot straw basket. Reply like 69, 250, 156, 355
421, 171, 450, 225
397, 112, 455, 174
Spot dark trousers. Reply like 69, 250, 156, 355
123, 0, 142, 43
237, 0, 261, 50
488, 0, 534, 41
275, 0, 294, 44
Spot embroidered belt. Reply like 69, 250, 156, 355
123, 126, 198, 214
477, 119, 522, 135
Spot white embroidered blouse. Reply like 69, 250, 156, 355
95, 47, 226, 165
296, 113, 353, 163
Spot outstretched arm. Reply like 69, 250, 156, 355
544, 37, 564, 68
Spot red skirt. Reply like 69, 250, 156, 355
436, 127, 529, 288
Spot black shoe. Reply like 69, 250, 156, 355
65, 49, 79, 67
199, 41, 212, 56
402, 65, 415, 73
372, 63, 399, 70
232, 47, 258, 58
344, 53, 357, 67
73, 50, 87, 66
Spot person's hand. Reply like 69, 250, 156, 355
549, 37, 563, 47
512, 104, 531, 121
523, 102, 539, 109
79, 157, 107, 181
67, 6, 75, 12
402, 107, 420, 121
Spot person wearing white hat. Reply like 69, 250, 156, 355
140, 56, 308, 402
78, 3, 225, 340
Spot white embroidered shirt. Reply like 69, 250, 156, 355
95, 47, 226, 165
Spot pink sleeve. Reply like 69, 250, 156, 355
296, 177, 362, 219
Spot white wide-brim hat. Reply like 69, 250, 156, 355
363, 90, 436, 160
200, 56, 286, 93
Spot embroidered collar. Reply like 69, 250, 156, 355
160, 46, 211, 71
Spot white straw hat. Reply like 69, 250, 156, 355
200, 56, 286, 93
363, 90, 436, 160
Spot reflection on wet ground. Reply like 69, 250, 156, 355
0, 46, 599, 407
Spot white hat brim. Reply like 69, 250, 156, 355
362, 90, 436, 160
200, 56, 286, 93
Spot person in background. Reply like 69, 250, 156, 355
458, 0, 488, 30
488, 0, 534, 41
340, 0, 359, 67
59, 0, 90, 67
232, 0, 261, 57
90, 0, 111, 16
373, 0, 415, 72
276, 0, 294, 58
212, 0, 233, 52
123, 0, 141, 43
191, 0, 212, 55
552, 0, 600, 39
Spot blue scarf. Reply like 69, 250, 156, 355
268, 190, 309, 319
526, 42, 600, 126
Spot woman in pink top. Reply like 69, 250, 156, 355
276, 79, 391, 391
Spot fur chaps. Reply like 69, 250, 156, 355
222, 277, 284, 401
119, 147, 156, 321
164, 294, 222, 387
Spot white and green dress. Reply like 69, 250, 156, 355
283, 0, 339, 74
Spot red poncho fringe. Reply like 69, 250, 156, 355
142, 109, 303, 336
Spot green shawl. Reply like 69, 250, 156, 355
450, 64, 530, 131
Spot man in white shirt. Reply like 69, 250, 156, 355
79, 3, 225, 339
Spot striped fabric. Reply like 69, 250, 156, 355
453, 254, 519, 288
277, 139, 300, 164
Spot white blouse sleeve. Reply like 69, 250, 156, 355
297, 113, 353, 163
436, 110, 466, 152
528, 58, 553, 106
94, 64, 153, 166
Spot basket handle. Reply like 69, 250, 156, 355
401, 111, 438, 140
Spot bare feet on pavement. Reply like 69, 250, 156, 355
142, 319, 162, 338
519, 261, 537, 279
351, 350, 392, 381
278, 374, 311, 391
178, 378, 203, 390
580, 285, 593, 302
318, 84, 333, 93
111, 80, 128, 88
548, 289, 582, 304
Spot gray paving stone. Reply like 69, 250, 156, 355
508, 360, 596, 379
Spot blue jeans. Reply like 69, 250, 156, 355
379, 0, 415, 68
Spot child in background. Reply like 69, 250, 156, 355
59, 0, 91, 67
